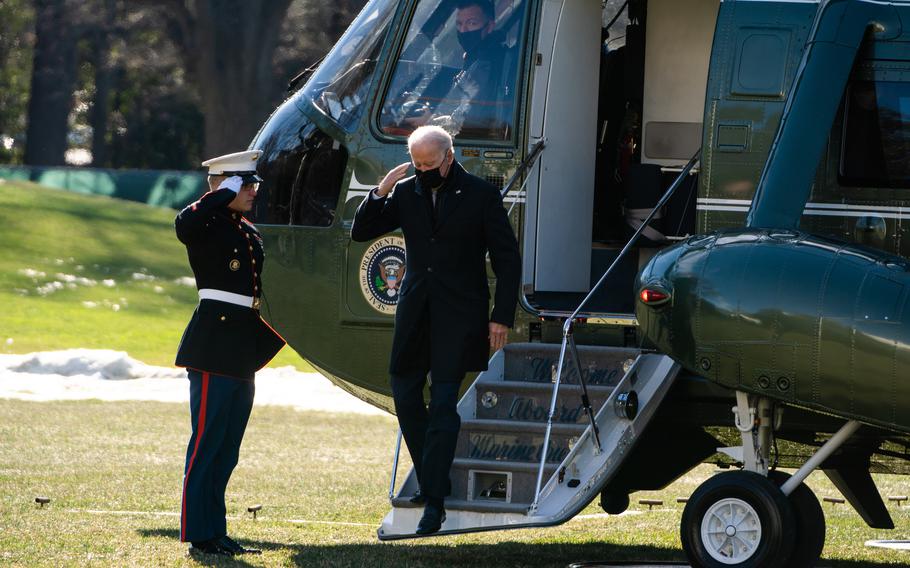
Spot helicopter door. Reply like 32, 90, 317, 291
523, 0, 600, 294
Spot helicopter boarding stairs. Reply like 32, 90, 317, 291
377, 344, 680, 539
378, 149, 699, 541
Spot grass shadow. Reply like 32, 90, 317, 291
137, 527, 910, 567
137, 528, 257, 567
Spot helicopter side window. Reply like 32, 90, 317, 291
303, 0, 398, 132
378, 0, 528, 141
840, 80, 910, 188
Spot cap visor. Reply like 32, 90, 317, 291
240, 173, 263, 184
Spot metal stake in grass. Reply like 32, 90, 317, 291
639, 499, 662, 511
35, 496, 50, 508
888, 495, 908, 507
248, 504, 262, 519
823, 496, 845, 505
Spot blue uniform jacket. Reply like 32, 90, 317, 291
174, 187, 285, 379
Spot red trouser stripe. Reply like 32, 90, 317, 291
180, 372, 209, 542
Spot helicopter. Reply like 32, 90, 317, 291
248, 0, 910, 565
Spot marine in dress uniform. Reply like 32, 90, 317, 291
351, 126, 521, 534
174, 150, 285, 556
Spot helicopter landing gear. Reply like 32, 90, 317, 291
768, 470, 826, 568
681, 470, 796, 567
681, 393, 860, 567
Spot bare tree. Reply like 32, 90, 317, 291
152, 0, 294, 157
24, 0, 80, 165
89, 0, 118, 167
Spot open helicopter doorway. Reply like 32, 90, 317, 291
523, 0, 716, 317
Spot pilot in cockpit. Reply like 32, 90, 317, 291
406, 1, 508, 131
382, 0, 521, 140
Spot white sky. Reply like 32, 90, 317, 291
0, 349, 388, 416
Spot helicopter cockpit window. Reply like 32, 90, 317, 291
841, 81, 910, 188
303, 0, 397, 132
378, 0, 528, 141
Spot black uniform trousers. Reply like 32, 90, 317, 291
180, 370, 255, 543
391, 370, 465, 505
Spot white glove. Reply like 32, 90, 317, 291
217, 175, 243, 194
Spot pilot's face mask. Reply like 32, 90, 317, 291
457, 28, 486, 54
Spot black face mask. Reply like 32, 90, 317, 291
457, 29, 485, 54
416, 166, 445, 190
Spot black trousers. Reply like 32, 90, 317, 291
391, 371, 465, 504
181, 370, 255, 542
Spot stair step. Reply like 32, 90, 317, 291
453, 457, 559, 473
450, 459, 559, 505
457, 419, 585, 465
502, 343, 639, 385
473, 380, 615, 423
390, 496, 531, 514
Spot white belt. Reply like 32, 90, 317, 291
199, 288, 260, 309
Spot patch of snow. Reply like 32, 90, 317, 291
131, 273, 155, 281
56, 273, 97, 287
153, 286, 164, 294
0, 350, 387, 416
36, 281, 64, 296
18, 268, 46, 279
102, 279, 116, 287
173, 277, 195, 287
82, 301, 98, 309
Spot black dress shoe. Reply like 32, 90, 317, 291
188, 539, 233, 556
415, 503, 446, 535
219, 535, 261, 555
409, 490, 426, 504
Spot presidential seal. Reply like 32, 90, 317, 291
359, 236, 407, 314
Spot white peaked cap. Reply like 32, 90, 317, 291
201, 150, 263, 177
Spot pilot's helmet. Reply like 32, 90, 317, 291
201, 150, 264, 184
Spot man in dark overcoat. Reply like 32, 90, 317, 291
351, 125, 521, 534
174, 150, 285, 556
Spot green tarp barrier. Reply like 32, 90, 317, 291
0, 166, 206, 209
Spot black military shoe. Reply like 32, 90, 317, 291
188, 539, 233, 556
219, 535, 261, 555
415, 503, 446, 535
409, 489, 426, 505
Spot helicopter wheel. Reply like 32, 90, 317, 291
767, 470, 826, 567
681, 470, 795, 567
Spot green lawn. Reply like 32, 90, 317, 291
0, 180, 309, 370
0, 399, 908, 567
2, 180, 910, 566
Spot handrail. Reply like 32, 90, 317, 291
568, 150, 700, 323
388, 429, 403, 500
502, 138, 546, 198
529, 149, 701, 513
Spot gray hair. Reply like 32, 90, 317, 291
407, 125, 453, 156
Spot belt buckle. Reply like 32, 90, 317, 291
252, 297, 261, 310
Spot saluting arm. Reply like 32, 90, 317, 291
174, 185, 237, 244
484, 190, 522, 328
350, 188, 401, 242
351, 163, 410, 242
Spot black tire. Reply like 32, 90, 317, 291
768, 470, 826, 568
599, 490, 630, 514
681, 470, 796, 568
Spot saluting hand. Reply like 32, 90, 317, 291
489, 322, 509, 352
377, 163, 411, 197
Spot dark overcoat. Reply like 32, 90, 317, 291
351, 161, 521, 380
174, 187, 285, 380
